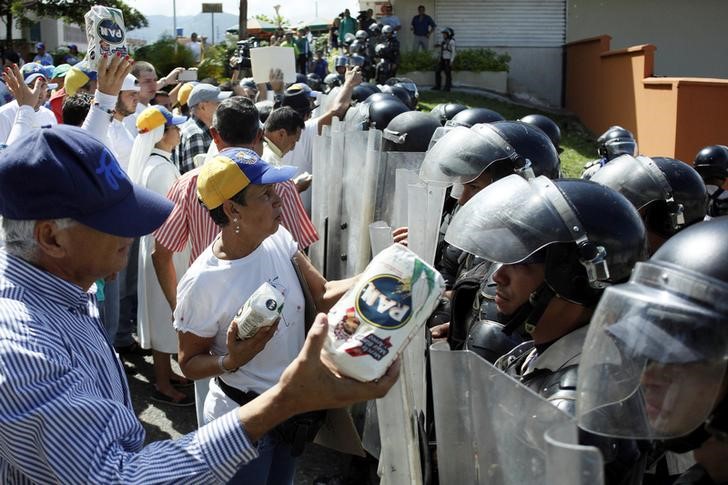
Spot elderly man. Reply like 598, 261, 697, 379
263, 106, 318, 250
174, 83, 231, 174
0, 125, 398, 483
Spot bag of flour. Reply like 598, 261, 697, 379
324, 244, 445, 382
84, 6, 128, 69
234, 282, 285, 339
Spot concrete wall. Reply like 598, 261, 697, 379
565, 35, 728, 163
567, 0, 728, 79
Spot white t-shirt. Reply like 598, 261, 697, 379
174, 226, 305, 418
108, 118, 136, 171
0, 100, 57, 144
187, 41, 202, 62
282, 116, 319, 213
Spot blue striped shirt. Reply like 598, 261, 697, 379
0, 250, 258, 484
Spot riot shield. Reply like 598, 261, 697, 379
369, 220, 394, 256
373, 153, 427, 226
545, 422, 605, 485
310, 123, 332, 272
430, 342, 602, 485
407, 182, 446, 265
393, 168, 421, 228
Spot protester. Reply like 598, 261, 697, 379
32, 42, 53, 66
0, 127, 399, 483
411, 5, 436, 51
0, 63, 56, 143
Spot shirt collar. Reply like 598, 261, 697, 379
522, 325, 589, 374
264, 137, 284, 160
192, 114, 210, 134
151, 147, 172, 159
0, 250, 92, 311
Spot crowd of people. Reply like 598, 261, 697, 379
0, 22, 726, 485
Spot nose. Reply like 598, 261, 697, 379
492, 264, 509, 286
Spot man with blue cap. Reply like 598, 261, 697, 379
33, 41, 53, 66
0, 62, 57, 143
0, 126, 399, 483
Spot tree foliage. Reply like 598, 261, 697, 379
11, 0, 147, 31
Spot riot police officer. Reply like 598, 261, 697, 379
590, 154, 707, 253
445, 175, 646, 414
379, 25, 400, 78
693, 144, 728, 217
577, 216, 728, 483
582, 125, 637, 179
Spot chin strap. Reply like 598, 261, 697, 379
501, 283, 555, 336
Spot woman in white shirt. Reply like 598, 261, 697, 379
128, 105, 192, 406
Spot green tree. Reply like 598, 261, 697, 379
254, 13, 289, 29
10, 0, 147, 38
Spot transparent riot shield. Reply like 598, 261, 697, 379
430, 342, 601, 485
310, 123, 332, 272
545, 422, 605, 485
393, 169, 421, 228
407, 182, 446, 265
369, 220, 394, 256
323, 118, 347, 279
374, 153, 427, 226
340, 129, 382, 276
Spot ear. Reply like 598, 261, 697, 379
34, 220, 70, 259
210, 126, 223, 147
221, 199, 241, 222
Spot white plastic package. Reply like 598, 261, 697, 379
324, 244, 445, 382
234, 282, 285, 339
84, 6, 128, 69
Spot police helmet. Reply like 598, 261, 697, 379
324, 73, 343, 91
519, 114, 562, 152
343, 32, 356, 45
369, 23, 382, 35
348, 54, 366, 67
590, 155, 707, 240
380, 84, 415, 110
350, 82, 380, 104
430, 103, 468, 126
295, 72, 308, 85
446, 107, 505, 128
334, 56, 349, 68
693, 145, 728, 181
382, 111, 441, 152
255, 100, 274, 124
597, 125, 637, 160
420, 120, 561, 187
446, 176, 646, 330
578, 217, 728, 443
355, 29, 368, 41
374, 43, 388, 57
441, 27, 454, 37
363, 92, 398, 106
382, 25, 394, 36
306, 73, 322, 91
368, 97, 409, 130
385, 77, 419, 108
349, 40, 366, 56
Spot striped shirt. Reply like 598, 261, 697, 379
154, 166, 220, 264
0, 250, 258, 483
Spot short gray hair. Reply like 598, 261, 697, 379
0, 217, 76, 261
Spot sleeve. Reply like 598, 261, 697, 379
153, 176, 192, 253
173, 270, 221, 337
450, 40, 456, 62
0, 110, 14, 144
6, 106, 36, 145
0, 326, 257, 484
81, 90, 116, 146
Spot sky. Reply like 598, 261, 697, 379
124, 0, 361, 24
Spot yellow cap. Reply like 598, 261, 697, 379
197, 155, 252, 209
177, 83, 195, 107
64, 67, 90, 96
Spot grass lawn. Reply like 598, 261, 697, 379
417, 90, 597, 177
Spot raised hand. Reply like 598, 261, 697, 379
97, 52, 134, 96
3, 64, 44, 108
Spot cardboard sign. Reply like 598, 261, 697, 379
250, 46, 297, 84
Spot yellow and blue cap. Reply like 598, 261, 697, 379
197, 147, 297, 209
136, 105, 188, 134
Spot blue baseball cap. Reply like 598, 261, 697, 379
197, 147, 297, 209
0, 126, 173, 237
35, 42, 45, 50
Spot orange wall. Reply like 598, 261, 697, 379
565, 35, 728, 163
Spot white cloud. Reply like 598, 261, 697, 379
125, 0, 360, 24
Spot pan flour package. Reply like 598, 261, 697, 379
234, 282, 285, 339
84, 6, 128, 69
324, 244, 445, 382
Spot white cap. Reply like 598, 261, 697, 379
121, 74, 140, 92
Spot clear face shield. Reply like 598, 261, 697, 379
577, 261, 728, 440
418, 125, 526, 187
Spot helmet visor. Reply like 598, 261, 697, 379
419, 126, 516, 186
444, 175, 576, 263
590, 155, 669, 210
577, 262, 728, 440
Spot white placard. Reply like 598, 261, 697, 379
250, 47, 297, 84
